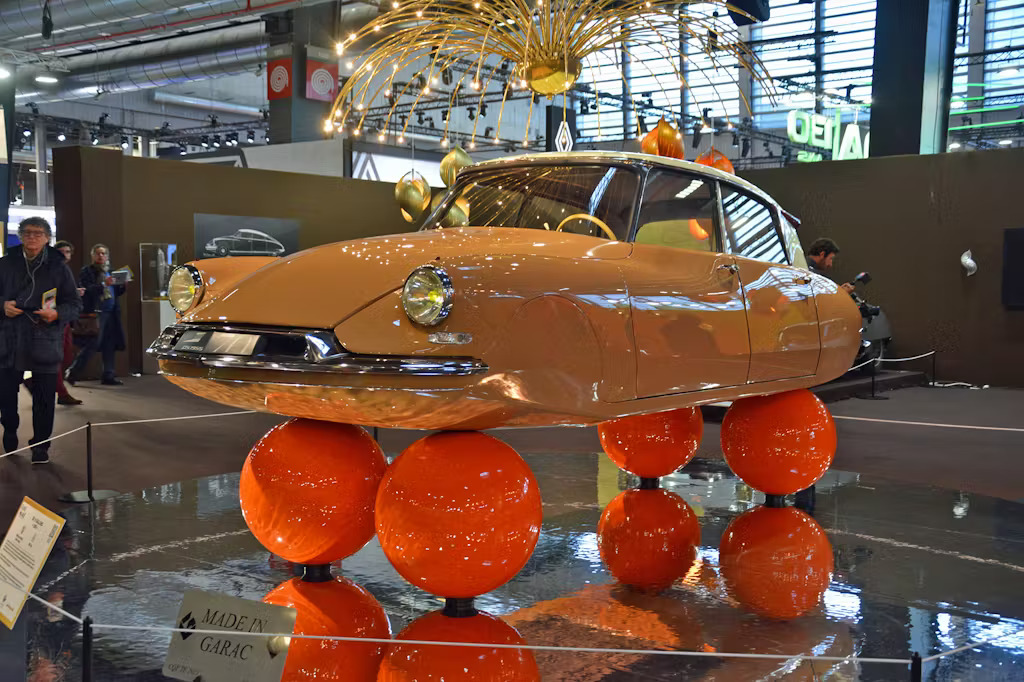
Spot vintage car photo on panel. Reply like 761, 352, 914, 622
193, 214, 299, 259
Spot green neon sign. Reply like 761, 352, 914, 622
786, 110, 870, 162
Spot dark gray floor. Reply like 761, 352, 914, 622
3, 378, 1022, 515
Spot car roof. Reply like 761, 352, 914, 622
471, 151, 779, 209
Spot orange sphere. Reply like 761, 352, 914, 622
598, 407, 703, 478
720, 390, 836, 495
240, 419, 387, 564
695, 148, 736, 174
264, 576, 391, 681
719, 506, 834, 620
379, 610, 539, 681
375, 432, 542, 598
598, 489, 699, 591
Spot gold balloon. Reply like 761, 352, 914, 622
441, 198, 470, 227
395, 171, 431, 223
428, 191, 470, 228
526, 57, 582, 96
440, 147, 473, 187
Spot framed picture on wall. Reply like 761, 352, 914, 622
194, 214, 300, 260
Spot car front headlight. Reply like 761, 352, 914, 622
168, 265, 204, 314
402, 265, 453, 326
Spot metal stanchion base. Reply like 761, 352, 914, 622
59, 490, 120, 504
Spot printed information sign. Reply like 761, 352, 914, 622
0, 497, 65, 629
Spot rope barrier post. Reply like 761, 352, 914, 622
930, 352, 937, 387
857, 355, 889, 401
82, 616, 94, 682
59, 422, 119, 504
909, 652, 922, 681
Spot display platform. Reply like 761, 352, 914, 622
3, 451, 1022, 681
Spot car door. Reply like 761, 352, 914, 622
628, 169, 751, 398
719, 183, 820, 382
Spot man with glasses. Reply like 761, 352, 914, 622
0, 217, 82, 464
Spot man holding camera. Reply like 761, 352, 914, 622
0, 218, 82, 464
806, 237, 855, 294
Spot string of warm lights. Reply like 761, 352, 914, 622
325, 0, 772, 146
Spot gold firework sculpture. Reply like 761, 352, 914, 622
328, 0, 772, 147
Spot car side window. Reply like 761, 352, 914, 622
720, 185, 789, 264
633, 170, 718, 252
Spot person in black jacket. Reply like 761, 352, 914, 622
0, 217, 82, 464
67, 243, 125, 386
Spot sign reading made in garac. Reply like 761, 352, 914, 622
787, 110, 869, 163
163, 589, 297, 682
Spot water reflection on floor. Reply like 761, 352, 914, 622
3, 452, 1023, 681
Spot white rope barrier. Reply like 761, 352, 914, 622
91, 410, 258, 428
0, 424, 90, 460
0, 410, 260, 460
88, 622, 913, 665
876, 351, 936, 363
922, 626, 1024, 663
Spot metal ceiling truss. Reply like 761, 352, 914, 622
0, 47, 70, 72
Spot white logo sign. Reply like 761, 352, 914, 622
309, 67, 334, 96
555, 120, 574, 152
270, 65, 289, 93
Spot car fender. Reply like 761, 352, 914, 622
181, 256, 278, 319
480, 294, 607, 409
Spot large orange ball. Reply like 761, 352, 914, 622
720, 390, 836, 495
598, 489, 699, 592
375, 432, 542, 598
263, 576, 391, 680
240, 419, 387, 564
719, 506, 833, 620
379, 610, 539, 681
598, 407, 703, 478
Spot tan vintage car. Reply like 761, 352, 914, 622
149, 152, 860, 430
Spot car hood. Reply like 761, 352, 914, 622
183, 227, 632, 329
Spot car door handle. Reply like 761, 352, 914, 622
718, 264, 739, 275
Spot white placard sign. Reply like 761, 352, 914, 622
163, 589, 297, 682
0, 497, 65, 629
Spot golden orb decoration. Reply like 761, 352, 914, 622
440, 146, 473, 187
525, 57, 583, 96
395, 171, 432, 223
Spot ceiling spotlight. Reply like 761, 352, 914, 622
442, 110, 449, 122
467, 106, 476, 120
732, 133, 739, 147
484, 126, 494, 138
998, 139, 1013, 146
691, 122, 702, 148
22, 128, 31, 138
479, 103, 488, 117
56, 131, 66, 142
948, 142, 962, 150
212, 135, 221, 148
201, 135, 210, 148
34, 74, 58, 84
741, 138, 750, 158
91, 132, 99, 145
247, 130, 255, 143
0, 66, 10, 79
179, 144, 188, 156
120, 135, 130, 149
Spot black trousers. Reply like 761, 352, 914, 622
0, 369, 58, 454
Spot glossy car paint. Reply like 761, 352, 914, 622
157, 153, 861, 430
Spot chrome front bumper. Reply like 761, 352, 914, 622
147, 324, 488, 377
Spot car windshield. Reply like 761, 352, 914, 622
425, 164, 642, 241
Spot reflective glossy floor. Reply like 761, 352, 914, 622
2, 447, 1022, 681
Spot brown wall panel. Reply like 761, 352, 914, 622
741, 147, 1024, 388
53, 146, 412, 374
